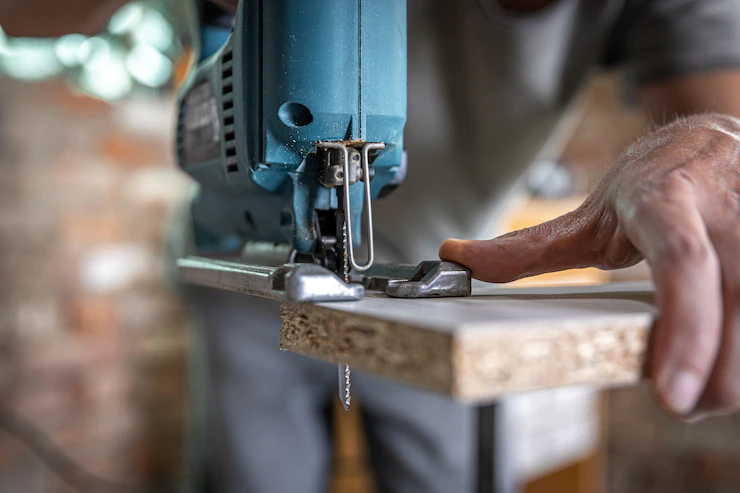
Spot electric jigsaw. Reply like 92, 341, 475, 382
174, 0, 472, 410
175, 0, 472, 306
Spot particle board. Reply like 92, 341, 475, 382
280, 282, 656, 402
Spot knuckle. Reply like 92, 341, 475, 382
629, 171, 695, 218
657, 233, 714, 266
529, 221, 556, 239
722, 189, 740, 214
599, 249, 641, 270
660, 169, 697, 194
677, 341, 715, 370
630, 194, 661, 222
671, 321, 718, 363
507, 222, 554, 243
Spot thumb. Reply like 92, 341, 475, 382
439, 211, 600, 283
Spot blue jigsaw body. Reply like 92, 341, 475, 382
176, 0, 407, 269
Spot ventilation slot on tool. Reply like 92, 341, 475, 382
221, 48, 237, 173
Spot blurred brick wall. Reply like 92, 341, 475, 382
0, 78, 191, 492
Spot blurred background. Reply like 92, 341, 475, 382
0, 2, 739, 493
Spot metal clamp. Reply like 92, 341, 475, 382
384, 261, 472, 298
177, 256, 364, 302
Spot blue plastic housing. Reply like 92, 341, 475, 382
176, 0, 407, 255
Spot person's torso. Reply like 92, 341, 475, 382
373, 0, 626, 263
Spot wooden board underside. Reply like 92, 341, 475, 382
280, 282, 657, 402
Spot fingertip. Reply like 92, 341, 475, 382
653, 369, 704, 417
439, 238, 466, 261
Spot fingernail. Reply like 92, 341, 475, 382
440, 239, 464, 258
660, 371, 703, 415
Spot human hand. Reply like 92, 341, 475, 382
440, 113, 740, 421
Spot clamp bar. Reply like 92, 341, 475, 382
177, 256, 364, 302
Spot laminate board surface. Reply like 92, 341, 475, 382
280, 282, 656, 402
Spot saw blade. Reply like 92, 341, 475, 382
337, 363, 351, 410
342, 221, 349, 283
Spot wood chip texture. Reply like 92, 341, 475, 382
280, 283, 657, 402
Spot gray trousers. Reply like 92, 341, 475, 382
187, 287, 474, 493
